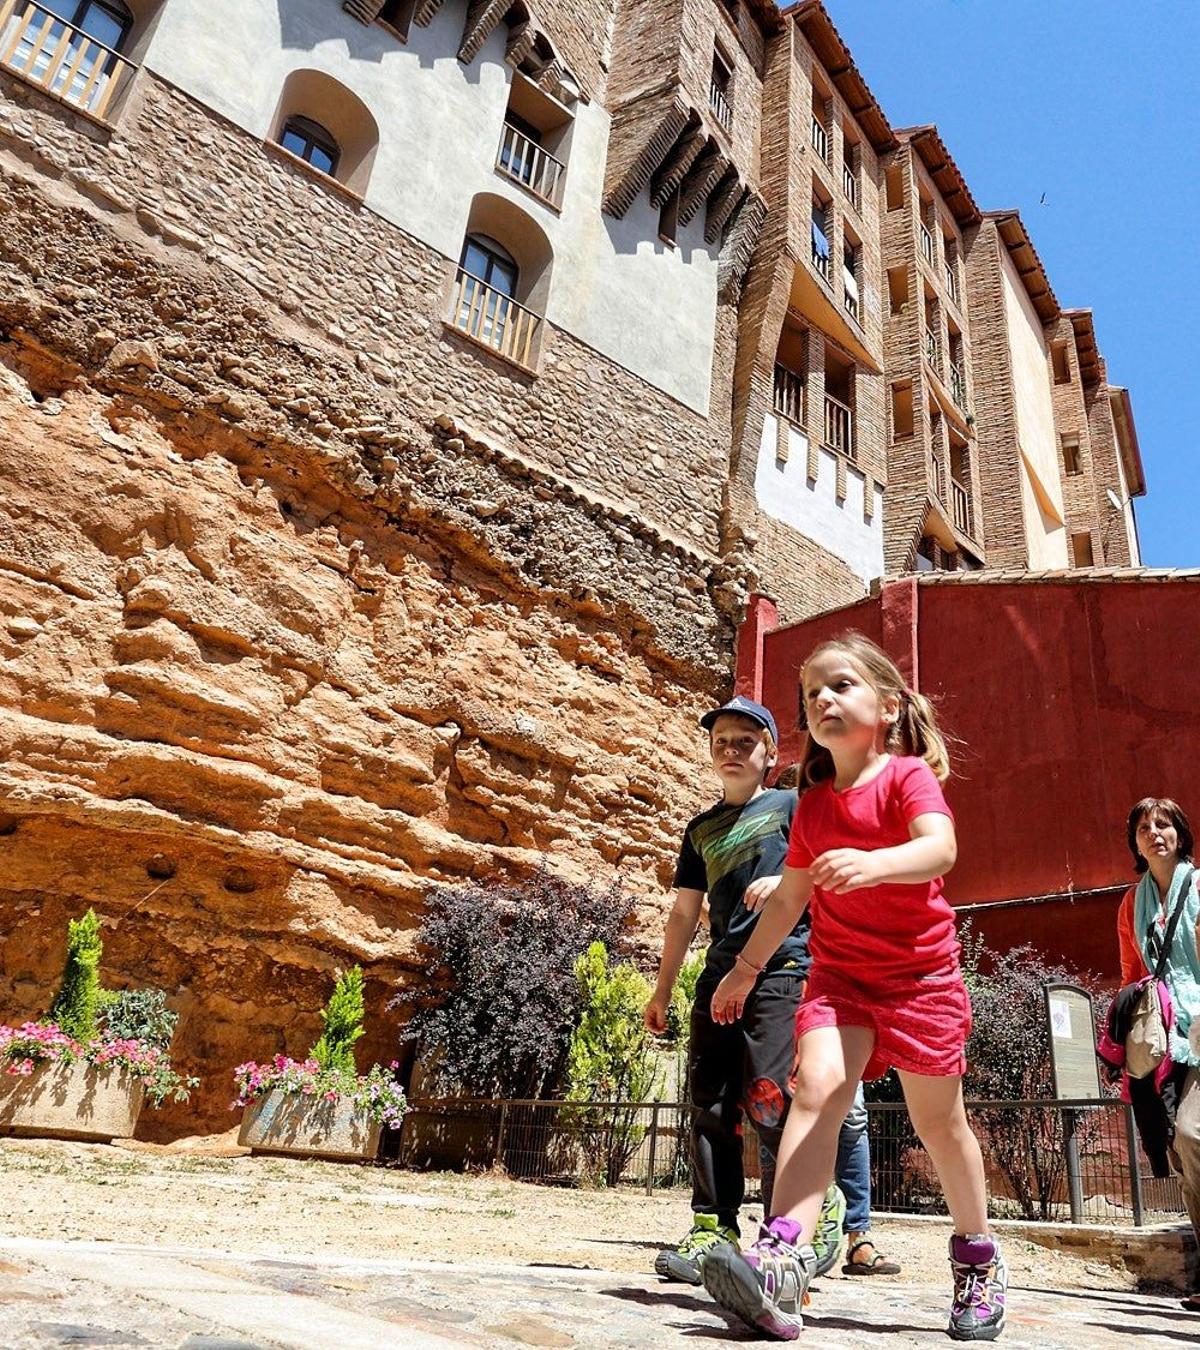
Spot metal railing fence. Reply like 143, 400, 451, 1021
394, 1096, 1185, 1227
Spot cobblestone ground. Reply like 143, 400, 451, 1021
0, 1139, 1194, 1347
1, 1238, 1195, 1348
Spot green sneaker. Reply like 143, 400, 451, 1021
811, 1182, 846, 1278
654, 1213, 739, 1284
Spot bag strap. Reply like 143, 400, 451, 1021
1151, 866, 1195, 982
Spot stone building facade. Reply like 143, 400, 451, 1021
0, 0, 1145, 1131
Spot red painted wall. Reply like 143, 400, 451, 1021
753, 577, 1200, 980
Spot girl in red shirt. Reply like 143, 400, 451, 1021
699, 632, 1004, 1343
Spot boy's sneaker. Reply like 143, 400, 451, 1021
811, 1182, 846, 1277
654, 1213, 738, 1284
702, 1216, 816, 1341
947, 1233, 1007, 1341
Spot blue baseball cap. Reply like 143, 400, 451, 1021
700, 695, 778, 745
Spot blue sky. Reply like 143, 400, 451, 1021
805, 1, 1198, 567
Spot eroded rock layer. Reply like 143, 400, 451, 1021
0, 72, 744, 1136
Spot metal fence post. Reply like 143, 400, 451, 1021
1124, 1103, 1144, 1227
645, 1103, 659, 1197
494, 1100, 508, 1170
1062, 1106, 1084, 1224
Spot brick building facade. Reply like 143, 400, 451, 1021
0, 0, 1147, 1130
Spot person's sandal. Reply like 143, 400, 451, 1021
843, 1237, 901, 1276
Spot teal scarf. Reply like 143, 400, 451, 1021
1135, 859, 1200, 1067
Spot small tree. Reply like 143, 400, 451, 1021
399, 867, 633, 1100
310, 966, 366, 1075
564, 941, 661, 1186
966, 943, 1107, 1220
49, 909, 103, 1043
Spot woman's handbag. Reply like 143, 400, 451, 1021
1125, 867, 1194, 1079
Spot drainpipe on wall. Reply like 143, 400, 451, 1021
734, 593, 779, 701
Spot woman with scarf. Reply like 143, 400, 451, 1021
1116, 797, 1200, 1313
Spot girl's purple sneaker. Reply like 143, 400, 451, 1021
948, 1233, 1007, 1341
702, 1216, 816, 1341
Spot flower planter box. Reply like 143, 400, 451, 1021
0, 1059, 143, 1142
238, 1088, 382, 1162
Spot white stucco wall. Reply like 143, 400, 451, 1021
1000, 250, 1067, 568
756, 414, 884, 585
142, 0, 718, 412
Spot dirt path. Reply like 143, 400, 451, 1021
0, 1136, 1143, 1295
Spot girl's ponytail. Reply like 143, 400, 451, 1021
892, 688, 951, 783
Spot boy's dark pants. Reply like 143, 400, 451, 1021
688, 972, 804, 1231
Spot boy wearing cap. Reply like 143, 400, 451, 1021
645, 696, 810, 1283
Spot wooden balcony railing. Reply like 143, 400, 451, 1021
0, 0, 135, 120
843, 282, 859, 321
842, 161, 858, 207
950, 362, 966, 408
823, 392, 854, 460
450, 270, 540, 369
951, 476, 972, 535
920, 222, 935, 264
811, 114, 829, 162
944, 260, 959, 303
496, 122, 565, 208
925, 327, 939, 368
930, 454, 944, 502
773, 363, 804, 425
812, 227, 831, 282
710, 76, 732, 131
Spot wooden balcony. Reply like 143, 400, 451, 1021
951, 476, 972, 535
0, 0, 135, 121
773, 364, 804, 425
811, 114, 829, 162
842, 161, 858, 207
709, 75, 732, 131
920, 223, 935, 265
930, 454, 944, 501
496, 122, 565, 209
950, 362, 966, 409
450, 270, 541, 370
823, 392, 854, 460
924, 327, 939, 369
944, 260, 959, 303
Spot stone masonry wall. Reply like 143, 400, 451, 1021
0, 68, 747, 1134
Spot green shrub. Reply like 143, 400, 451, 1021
98, 988, 178, 1053
310, 966, 365, 1075
564, 941, 661, 1186
667, 947, 707, 1044
48, 909, 103, 1044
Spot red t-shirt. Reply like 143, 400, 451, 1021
784, 755, 958, 983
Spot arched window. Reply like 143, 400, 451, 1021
460, 234, 518, 296
271, 71, 378, 195
449, 195, 553, 372
55, 0, 132, 48
279, 115, 340, 177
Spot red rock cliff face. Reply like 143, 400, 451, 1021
0, 363, 724, 1135
0, 73, 746, 1137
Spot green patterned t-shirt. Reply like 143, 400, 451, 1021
674, 787, 810, 979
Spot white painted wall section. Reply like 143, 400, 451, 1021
755, 414, 884, 585
142, 0, 717, 412
1000, 250, 1068, 568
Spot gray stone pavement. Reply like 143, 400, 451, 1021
0, 1236, 1194, 1348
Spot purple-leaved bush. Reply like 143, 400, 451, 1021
396, 867, 634, 1100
